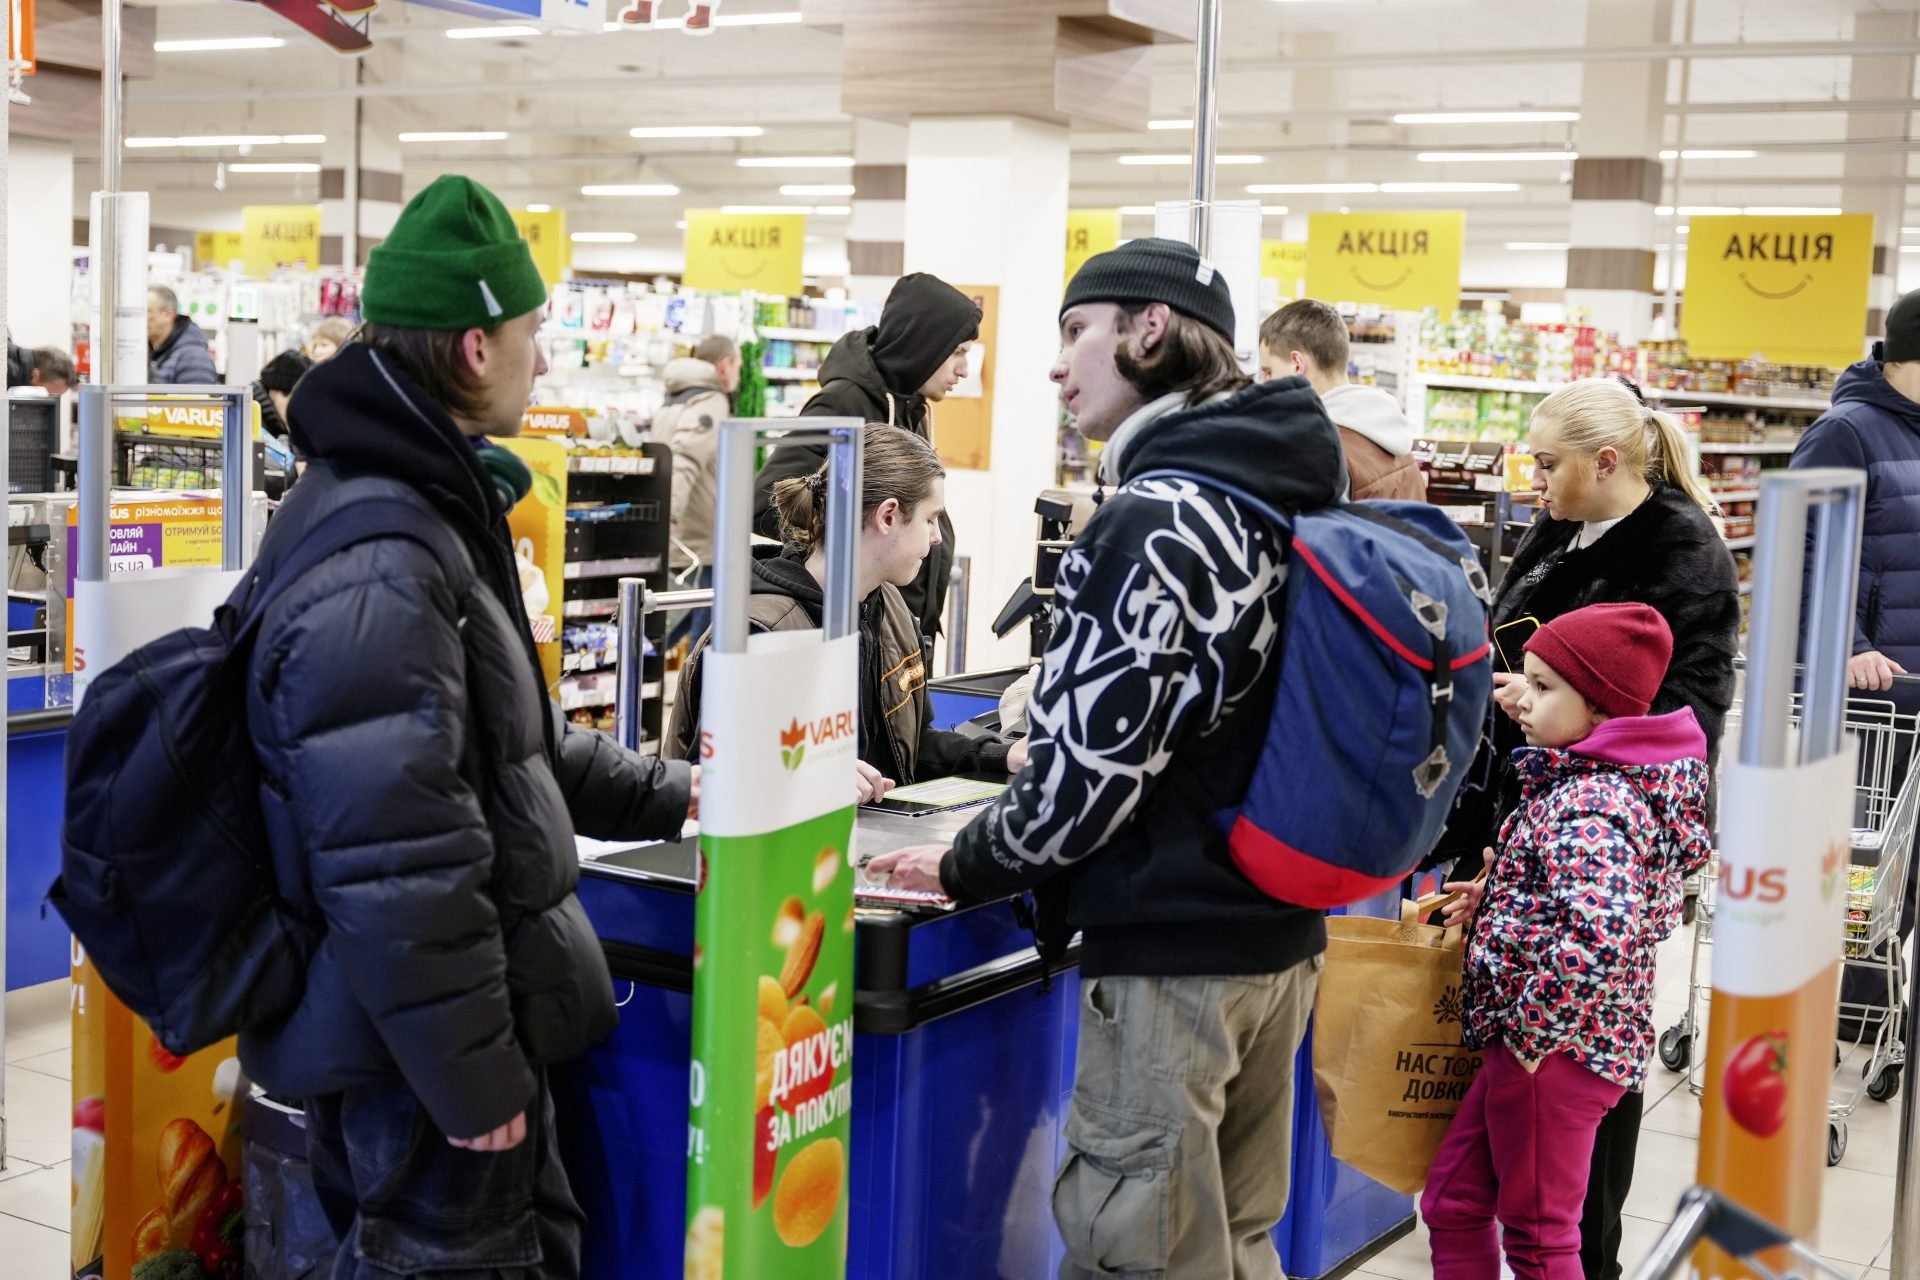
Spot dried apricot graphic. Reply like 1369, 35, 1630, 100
773, 1137, 844, 1248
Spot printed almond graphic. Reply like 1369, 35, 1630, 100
819, 981, 838, 1018
780, 911, 826, 998
773, 1136, 844, 1248
685, 1205, 724, 1280
772, 897, 805, 949
813, 847, 840, 895
758, 975, 790, 1026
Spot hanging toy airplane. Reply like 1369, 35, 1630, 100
245, 0, 375, 55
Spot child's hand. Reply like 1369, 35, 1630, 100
1440, 847, 1495, 928
1492, 671, 1527, 722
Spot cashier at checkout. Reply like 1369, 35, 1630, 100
667, 423, 1025, 799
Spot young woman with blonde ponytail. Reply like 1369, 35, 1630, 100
1432, 374, 1739, 1280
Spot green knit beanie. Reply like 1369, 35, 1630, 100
362, 175, 548, 330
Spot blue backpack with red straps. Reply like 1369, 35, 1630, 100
1133, 471, 1493, 909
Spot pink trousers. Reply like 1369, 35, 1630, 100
1420, 1045, 1627, 1280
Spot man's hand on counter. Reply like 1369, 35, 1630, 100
856, 760, 897, 806
864, 844, 951, 895
1007, 738, 1029, 774
686, 765, 701, 821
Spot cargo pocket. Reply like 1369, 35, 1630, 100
355, 1207, 540, 1276
1052, 1106, 1177, 1277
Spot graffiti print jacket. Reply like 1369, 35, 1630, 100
1464, 708, 1713, 1090
940, 378, 1350, 979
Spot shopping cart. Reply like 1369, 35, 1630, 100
1629, 1185, 1856, 1280
1657, 680, 1920, 1167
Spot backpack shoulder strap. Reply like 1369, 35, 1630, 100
232, 496, 467, 640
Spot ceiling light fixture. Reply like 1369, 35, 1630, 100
1246, 182, 1378, 194
1261, 205, 1289, 216
525, 203, 552, 213
736, 156, 854, 169
630, 125, 765, 138
1416, 151, 1577, 163
571, 231, 637, 243
1148, 119, 1193, 130
399, 131, 509, 142
128, 134, 325, 148
1380, 181, 1521, 192
1657, 205, 1740, 216
1119, 153, 1262, 165
228, 162, 321, 173
154, 36, 286, 52
1392, 110, 1579, 124
1658, 149, 1759, 160
446, 25, 541, 39
780, 184, 856, 197
582, 183, 681, 196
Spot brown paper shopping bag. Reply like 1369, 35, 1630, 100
1311, 891, 1485, 1195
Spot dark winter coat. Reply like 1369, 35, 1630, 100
751, 276, 980, 641
1792, 359, 1920, 675
150, 314, 220, 385
239, 342, 692, 1140
1432, 483, 1740, 870
942, 378, 1348, 979
665, 552, 1010, 782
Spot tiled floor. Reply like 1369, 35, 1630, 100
0, 932, 1903, 1278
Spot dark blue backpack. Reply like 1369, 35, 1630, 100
1132, 471, 1492, 909
50, 495, 461, 1055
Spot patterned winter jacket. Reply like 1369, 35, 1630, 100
1463, 708, 1713, 1090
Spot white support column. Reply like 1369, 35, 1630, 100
847, 118, 907, 305
1566, 0, 1672, 343
1845, 10, 1916, 339
903, 117, 1069, 670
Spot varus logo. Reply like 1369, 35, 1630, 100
1723, 864, 1788, 905
779, 712, 857, 772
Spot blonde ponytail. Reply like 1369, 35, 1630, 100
1645, 408, 1716, 511
771, 422, 946, 551
1532, 378, 1715, 513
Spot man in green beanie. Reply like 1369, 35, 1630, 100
236, 174, 696, 1279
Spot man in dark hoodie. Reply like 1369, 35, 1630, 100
868, 239, 1348, 1280
1795, 288, 1920, 698
146, 284, 221, 384
752, 272, 980, 646
247, 175, 695, 1279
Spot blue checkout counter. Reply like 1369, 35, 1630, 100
551, 672, 1412, 1279
8, 696, 75, 992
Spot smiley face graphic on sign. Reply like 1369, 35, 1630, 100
684, 211, 807, 296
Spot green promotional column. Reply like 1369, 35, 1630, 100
686, 418, 863, 1280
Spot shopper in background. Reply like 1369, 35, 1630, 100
1793, 288, 1920, 697
869, 240, 1347, 1280
1432, 375, 1739, 1280
752, 273, 979, 652
246, 174, 695, 1280
1792, 288, 1920, 1042
252, 348, 312, 476
6, 342, 74, 395
1260, 298, 1426, 502
668, 422, 1019, 796
307, 316, 358, 361
1424, 604, 1712, 1280
147, 285, 221, 384
656, 332, 742, 648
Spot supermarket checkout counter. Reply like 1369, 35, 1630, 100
557, 800, 1083, 1279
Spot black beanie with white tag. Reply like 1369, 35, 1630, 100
1061, 237, 1237, 342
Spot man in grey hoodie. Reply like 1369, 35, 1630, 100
1261, 299, 1426, 503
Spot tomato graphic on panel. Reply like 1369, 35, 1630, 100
1724, 1030, 1791, 1138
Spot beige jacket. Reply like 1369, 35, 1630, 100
653, 357, 731, 568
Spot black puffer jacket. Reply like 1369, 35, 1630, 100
752, 276, 979, 640
1431, 483, 1740, 869
240, 343, 692, 1140
943, 379, 1348, 978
